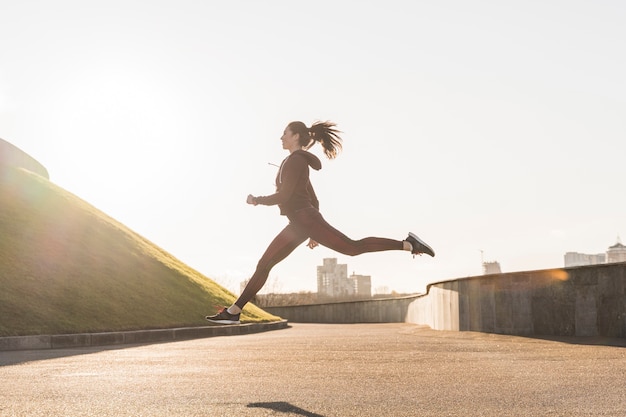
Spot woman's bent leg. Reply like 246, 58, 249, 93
292, 208, 403, 256
235, 224, 307, 309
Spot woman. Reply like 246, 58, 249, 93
206, 121, 434, 324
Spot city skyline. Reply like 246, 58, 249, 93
564, 236, 626, 267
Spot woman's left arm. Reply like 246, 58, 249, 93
252, 155, 306, 206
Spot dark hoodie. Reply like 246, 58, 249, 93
255, 150, 322, 216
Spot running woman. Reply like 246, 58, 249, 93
206, 121, 434, 324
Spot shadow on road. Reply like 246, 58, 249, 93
0, 345, 131, 367
247, 401, 325, 417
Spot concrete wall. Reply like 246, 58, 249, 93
0, 138, 49, 179
263, 296, 419, 324
407, 262, 626, 337
264, 262, 626, 338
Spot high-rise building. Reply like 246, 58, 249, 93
317, 258, 372, 299
317, 258, 350, 298
607, 237, 626, 263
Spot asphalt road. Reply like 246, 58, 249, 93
1, 323, 626, 417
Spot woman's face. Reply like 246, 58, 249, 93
281, 126, 300, 150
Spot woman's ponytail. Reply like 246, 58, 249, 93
288, 120, 343, 159
308, 121, 342, 159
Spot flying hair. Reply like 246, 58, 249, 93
288, 120, 343, 159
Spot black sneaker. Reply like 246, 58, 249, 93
205, 307, 241, 325
406, 232, 435, 257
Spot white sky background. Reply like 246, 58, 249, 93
1, 1, 625, 295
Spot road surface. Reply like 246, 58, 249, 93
1, 323, 625, 416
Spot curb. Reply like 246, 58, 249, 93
0, 320, 289, 352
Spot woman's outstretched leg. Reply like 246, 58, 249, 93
290, 208, 402, 255
206, 224, 307, 324
206, 223, 306, 324
235, 224, 306, 309
290, 208, 434, 257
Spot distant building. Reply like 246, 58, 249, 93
350, 273, 372, 298
317, 258, 350, 298
607, 238, 626, 263
564, 252, 606, 267
482, 261, 502, 275
317, 258, 371, 298
564, 237, 625, 267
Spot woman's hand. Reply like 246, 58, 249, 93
246, 194, 258, 205
307, 239, 319, 249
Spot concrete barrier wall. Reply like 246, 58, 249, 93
406, 262, 626, 337
265, 262, 626, 338
0, 138, 49, 179
263, 296, 420, 324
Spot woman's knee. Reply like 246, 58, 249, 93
253, 262, 272, 279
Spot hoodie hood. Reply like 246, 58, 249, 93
292, 149, 322, 171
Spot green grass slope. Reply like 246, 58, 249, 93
0, 166, 279, 337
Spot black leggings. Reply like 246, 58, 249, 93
235, 208, 403, 309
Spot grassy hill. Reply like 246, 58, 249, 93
0, 165, 279, 337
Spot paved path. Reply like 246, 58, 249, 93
1, 323, 626, 416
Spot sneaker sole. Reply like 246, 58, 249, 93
408, 232, 435, 257
205, 317, 241, 325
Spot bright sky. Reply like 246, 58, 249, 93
2, 1, 625, 295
